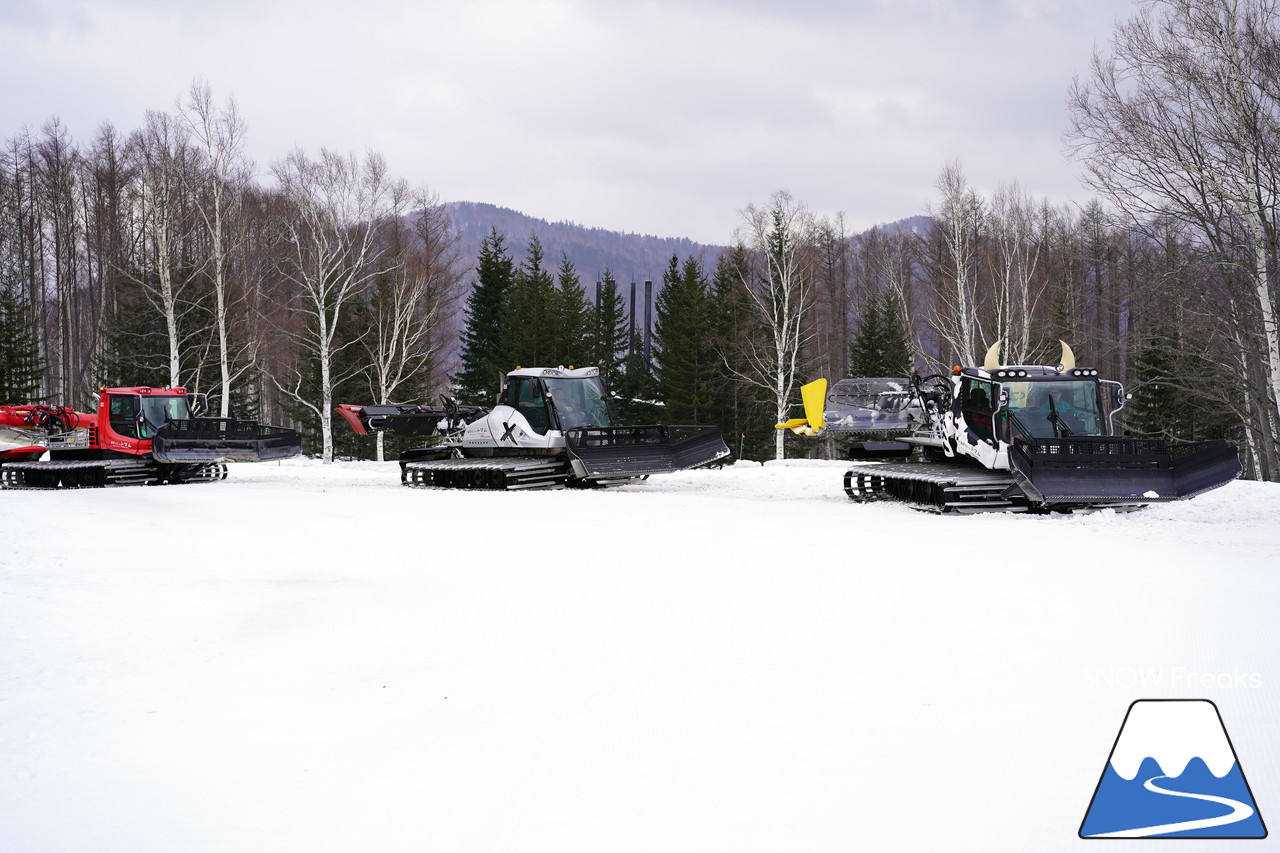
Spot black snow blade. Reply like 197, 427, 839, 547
152, 418, 303, 463
1008, 435, 1241, 507
565, 424, 730, 479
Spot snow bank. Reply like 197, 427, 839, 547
2, 460, 1277, 852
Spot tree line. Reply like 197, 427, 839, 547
3, 0, 1279, 478
0, 81, 465, 462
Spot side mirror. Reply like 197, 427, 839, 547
191, 393, 209, 417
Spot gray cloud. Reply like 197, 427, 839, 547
0, 0, 1138, 243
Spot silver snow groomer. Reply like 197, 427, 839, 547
337, 366, 729, 490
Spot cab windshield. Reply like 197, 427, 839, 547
1003, 380, 1104, 438
140, 396, 191, 435
545, 377, 613, 429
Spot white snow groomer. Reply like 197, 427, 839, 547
778, 342, 1242, 513
336, 366, 730, 490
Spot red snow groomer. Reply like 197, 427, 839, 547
0, 386, 301, 489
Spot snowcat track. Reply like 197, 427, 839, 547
0, 459, 228, 490
401, 457, 569, 490
843, 462, 1024, 514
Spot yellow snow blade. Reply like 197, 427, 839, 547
775, 417, 817, 435
773, 379, 828, 436
801, 378, 827, 432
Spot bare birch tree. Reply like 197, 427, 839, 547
1067, 0, 1280, 477
34, 119, 82, 399
865, 225, 923, 370
731, 190, 814, 460
927, 161, 985, 365
363, 188, 463, 461
809, 213, 855, 382
987, 181, 1045, 365
271, 147, 400, 463
125, 110, 199, 385
178, 80, 254, 415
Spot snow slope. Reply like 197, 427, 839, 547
2, 459, 1277, 852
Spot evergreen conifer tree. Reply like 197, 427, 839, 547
0, 273, 44, 402
1128, 324, 1213, 441
93, 276, 171, 390
503, 235, 557, 368
653, 255, 717, 424
706, 246, 773, 458
552, 252, 591, 366
454, 229, 515, 405
849, 289, 913, 377
588, 268, 628, 384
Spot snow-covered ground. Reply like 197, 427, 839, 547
2, 459, 1277, 852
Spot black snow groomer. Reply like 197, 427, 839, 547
778, 342, 1241, 514
336, 366, 730, 491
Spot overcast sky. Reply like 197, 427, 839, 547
2, 0, 1137, 245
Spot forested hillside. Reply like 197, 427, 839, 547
445, 201, 721, 288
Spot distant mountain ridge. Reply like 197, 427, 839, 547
444, 201, 722, 291
443, 201, 932, 294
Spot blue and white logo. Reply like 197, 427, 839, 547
1080, 699, 1266, 838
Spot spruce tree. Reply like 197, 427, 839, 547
552, 252, 591, 366
588, 268, 628, 383
503, 235, 557, 368
706, 246, 773, 459
93, 274, 171, 390
849, 289, 913, 377
454, 229, 515, 405
653, 254, 717, 424
0, 273, 44, 402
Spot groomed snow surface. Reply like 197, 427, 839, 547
2, 459, 1277, 852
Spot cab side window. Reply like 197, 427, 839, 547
109, 395, 139, 438
505, 378, 548, 434
961, 378, 994, 442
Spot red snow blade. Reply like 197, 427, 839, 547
335, 404, 372, 435
0, 445, 46, 463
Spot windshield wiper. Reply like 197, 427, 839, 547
1046, 397, 1074, 437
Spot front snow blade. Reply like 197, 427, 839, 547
1, 445, 46, 463
152, 418, 302, 463
565, 424, 730, 479
1007, 435, 1241, 508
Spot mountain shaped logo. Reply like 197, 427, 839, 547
1080, 699, 1267, 838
